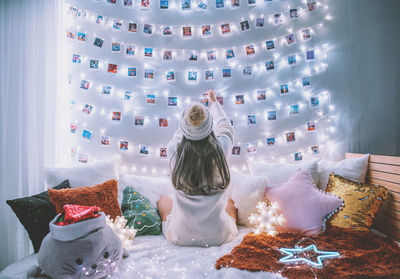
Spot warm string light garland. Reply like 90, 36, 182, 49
70, 85, 333, 115
66, 1, 331, 33
69, 110, 333, 169
65, 7, 329, 71
70, 48, 328, 82
106, 215, 137, 250
66, 20, 327, 54
60, 0, 336, 170
67, 63, 329, 102
94, 0, 330, 12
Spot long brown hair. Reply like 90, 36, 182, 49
171, 132, 230, 195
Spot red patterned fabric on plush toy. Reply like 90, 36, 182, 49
55, 204, 101, 226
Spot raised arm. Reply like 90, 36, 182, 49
206, 90, 233, 157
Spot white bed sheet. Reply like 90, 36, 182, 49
0, 228, 284, 279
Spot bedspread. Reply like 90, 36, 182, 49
0, 228, 283, 279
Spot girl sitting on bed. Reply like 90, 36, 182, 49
158, 89, 238, 247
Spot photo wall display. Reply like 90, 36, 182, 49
62, 0, 335, 169
71, 71, 329, 107
69, 35, 326, 66
69, 0, 323, 29
70, 51, 328, 83
100, 0, 320, 11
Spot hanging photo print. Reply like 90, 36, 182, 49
286, 132, 296, 143
222, 68, 231, 78
220, 23, 231, 35
143, 24, 153, 35
139, 144, 149, 155
168, 96, 178, 106
135, 116, 144, 126
144, 69, 154, 79
207, 50, 217, 61
80, 80, 90, 90
202, 25, 211, 36
166, 70, 175, 81
266, 40, 275, 51
294, 152, 303, 161
265, 60, 275, 70
128, 22, 137, 32
163, 26, 172, 35
101, 136, 111, 146
108, 63, 118, 73
112, 111, 121, 121
216, 0, 224, 8
290, 104, 299, 115
246, 142, 257, 154
285, 33, 296, 45
182, 0, 191, 10
188, 71, 198, 82
232, 146, 241, 156
256, 17, 265, 28
280, 84, 289, 94
160, 147, 168, 158
146, 94, 156, 104
102, 85, 112, 95
240, 20, 251, 31
82, 129, 92, 141
111, 42, 121, 53
89, 59, 99, 69
128, 67, 137, 77
307, 121, 316, 132
93, 38, 104, 48
120, 140, 129, 150
159, 117, 169, 128
266, 137, 276, 148
257, 90, 266, 102
160, 0, 169, 9
126, 45, 135, 56
232, 0, 240, 7
268, 111, 276, 120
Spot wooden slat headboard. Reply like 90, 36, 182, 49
345, 153, 400, 240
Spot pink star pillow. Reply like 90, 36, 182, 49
264, 170, 343, 235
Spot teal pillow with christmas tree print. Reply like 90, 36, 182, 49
121, 186, 162, 236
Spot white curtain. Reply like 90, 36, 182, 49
0, 0, 60, 270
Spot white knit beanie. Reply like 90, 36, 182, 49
179, 102, 213, 141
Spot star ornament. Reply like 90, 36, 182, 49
249, 201, 285, 236
279, 244, 340, 268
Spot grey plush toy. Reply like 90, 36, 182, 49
28, 212, 127, 279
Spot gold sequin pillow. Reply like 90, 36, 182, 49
325, 173, 389, 231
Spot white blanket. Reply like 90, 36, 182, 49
0, 228, 284, 279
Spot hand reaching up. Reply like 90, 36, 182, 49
204, 89, 217, 105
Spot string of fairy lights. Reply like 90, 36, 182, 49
96, 0, 328, 12
71, 47, 328, 82
69, 62, 328, 102
61, 0, 335, 172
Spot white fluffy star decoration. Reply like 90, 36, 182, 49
106, 215, 137, 250
249, 201, 285, 236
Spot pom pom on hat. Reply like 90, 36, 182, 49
180, 103, 213, 141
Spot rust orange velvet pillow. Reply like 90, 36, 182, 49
48, 179, 121, 219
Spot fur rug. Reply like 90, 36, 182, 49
216, 227, 400, 278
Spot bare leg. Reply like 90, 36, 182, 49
225, 199, 238, 224
158, 196, 173, 221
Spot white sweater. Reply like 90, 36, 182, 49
165, 102, 238, 247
